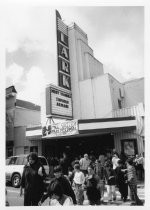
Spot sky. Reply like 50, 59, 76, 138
5, 5, 144, 105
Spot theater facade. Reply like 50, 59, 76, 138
26, 10, 144, 159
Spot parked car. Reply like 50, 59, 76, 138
6, 154, 49, 188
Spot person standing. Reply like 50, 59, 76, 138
85, 165, 101, 205
60, 152, 70, 175
112, 152, 120, 170
20, 152, 46, 206
95, 156, 105, 202
73, 164, 85, 205
115, 159, 128, 202
104, 161, 116, 202
126, 158, 143, 205
79, 154, 91, 176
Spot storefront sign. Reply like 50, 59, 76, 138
46, 84, 73, 119
42, 119, 78, 137
56, 10, 71, 91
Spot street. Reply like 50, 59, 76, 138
6, 182, 145, 206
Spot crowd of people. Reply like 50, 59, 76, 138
19, 151, 144, 206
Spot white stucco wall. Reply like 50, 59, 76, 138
92, 74, 113, 118
68, 27, 81, 119
14, 107, 41, 127
108, 74, 124, 110
123, 78, 144, 107
69, 24, 105, 119
79, 79, 95, 119
79, 74, 113, 119
85, 52, 104, 79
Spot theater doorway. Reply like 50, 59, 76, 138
43, 133, 114, 161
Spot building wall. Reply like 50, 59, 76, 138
14, 107, 41, 127
79, 79, 95, 119
92, 74, 113, 118
68, 27, 81, 119
123, 78, 144, 107
69, 23, 104, 119
114, 130, 144, 155
6, 93, 41, 157
85, 52, 103, 80
78, 74, 113, 119
108, 74, 125, 110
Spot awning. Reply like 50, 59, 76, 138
26, 116, 137, 140
26, 125, 42, 140
78, 116, 137, 134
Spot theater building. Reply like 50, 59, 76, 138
26, 11, 144, 159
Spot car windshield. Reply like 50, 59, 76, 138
8, 157, 18, 165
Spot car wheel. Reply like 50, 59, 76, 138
12, 174, 21, 188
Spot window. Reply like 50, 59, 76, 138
16, 156, 24, 165
121, 139, 138, 157
118, 99, 122, 109
9, 157, 17, 165
23, 156, 28, 165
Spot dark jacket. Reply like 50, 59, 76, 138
21, 161, 46, 206
104, 165, 116, 185
85, 174, 101, 205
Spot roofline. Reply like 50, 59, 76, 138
123, 77, 144, 84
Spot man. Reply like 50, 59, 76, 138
126, 158, 143, 205
79, 154, 91, 176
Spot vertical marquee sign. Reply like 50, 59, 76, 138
56, 10, 71, 91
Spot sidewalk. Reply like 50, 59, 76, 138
83, 181, 145, 206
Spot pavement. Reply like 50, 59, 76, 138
6, 181, 144, 206
83, 181, 145, 206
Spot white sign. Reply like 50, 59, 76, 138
43, 120, 78, 138
46, 84, 73, 119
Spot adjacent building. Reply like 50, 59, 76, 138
6, 86, 42, 158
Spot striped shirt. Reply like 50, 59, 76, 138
127, 165, 137, 185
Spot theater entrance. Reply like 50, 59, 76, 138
42, 133, 114, 161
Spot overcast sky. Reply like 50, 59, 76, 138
5, 6, 144, 105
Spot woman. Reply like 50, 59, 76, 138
45, 178, 73, 205
20, 152, 46, 206
85, 164, 101, 205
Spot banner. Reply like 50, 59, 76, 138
42, 119, 78, 138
